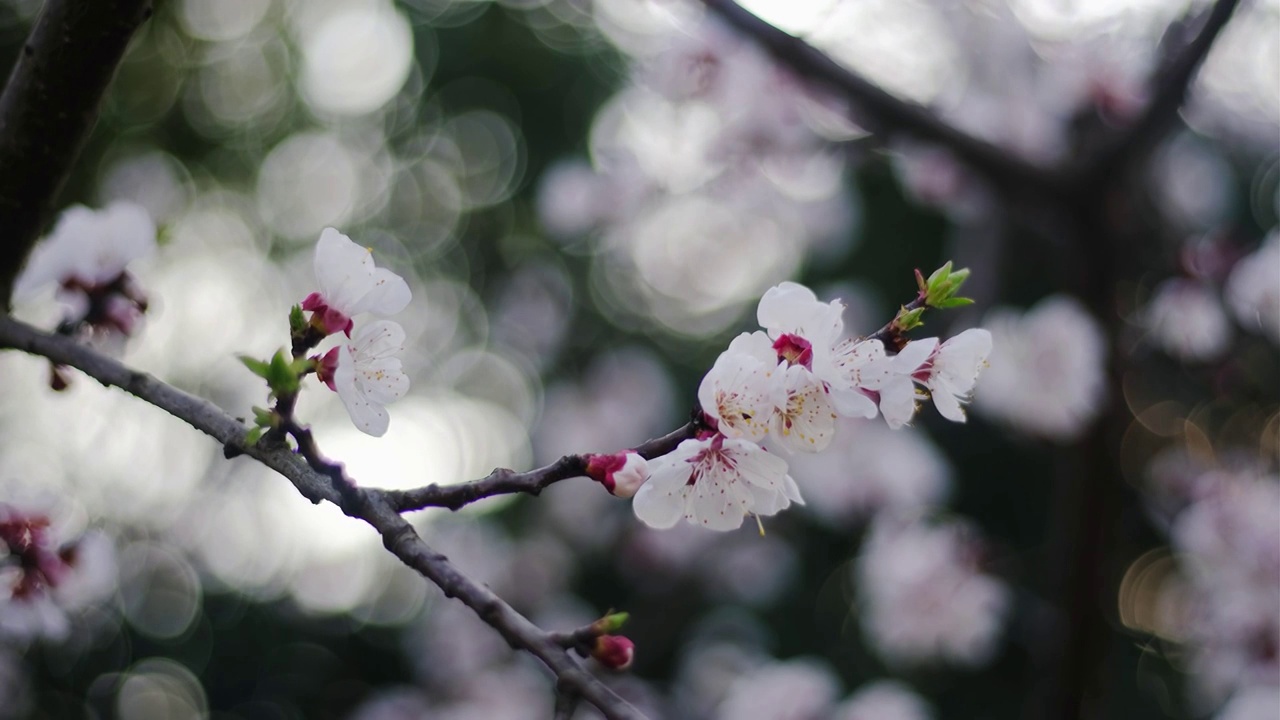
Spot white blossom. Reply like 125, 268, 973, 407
1143, 278, 1231, 361
303, 227, 412, 336
633, 436, 802, 531
330, 320, 411, 436
767, 362, 837, 453
973, 295, 1107, 441
912, 329, 993, 422
756, 281, 844, 373
698, 334, 776, 442
855, 512, 1010, 667
14, 202, 155, 304
1224, 231, 1280, 344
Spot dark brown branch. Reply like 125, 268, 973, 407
0, 0, 155, 307
379, 422, 700, 513
1073, 0, 1243, 187
699, 0, 1061, 197
0, 314, 645, 720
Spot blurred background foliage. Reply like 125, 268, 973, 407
0, 0, 1276, 718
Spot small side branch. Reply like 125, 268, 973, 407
0, 0, 155, 306
699, 0, 1061, 197
378, 421, 700, 513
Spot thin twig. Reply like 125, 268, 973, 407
0, 314, 646, 720
0, 0, 155, 307
699, 0, 1061, 198
379, 422, 700, 513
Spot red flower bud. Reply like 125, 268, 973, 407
591, 635, 634, 671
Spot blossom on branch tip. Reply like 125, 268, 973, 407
303, 227, 412, 337
584, 452, 649, 498
329, 320, 410, 437
910, 329, 993, 422
632, 435, 802, 531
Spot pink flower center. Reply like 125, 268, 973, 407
773, 333, 813, 369
301, 292, 354, 337
314, 347, 341, 391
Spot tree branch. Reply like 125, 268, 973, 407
1073, 0, 1243, 187
0, 0, 155, 307
380, 422, 700, 513
699, 0, 1062, 197
0, 314, 645, 720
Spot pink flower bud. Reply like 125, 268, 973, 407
584, 452, 649, 498
591, 635, 634, 670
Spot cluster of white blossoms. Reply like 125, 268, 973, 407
302, 228, 412, 437
628, 282, 992, 531
1161, 469, 1280, 712
13, 202, 156, 343
1141, 230, 1280, 362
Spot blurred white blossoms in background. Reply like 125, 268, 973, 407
0, 504, 117, 644
855, 511, 1010, 667
13, 202, 155, 339
633, 280, 990, 531
1224, 231, 1280, 344
975, 295, 1106, 441
835, 680, 935, 720
301, 227, 411, 337
1162, 470, 1280, 709
302, 228, 412, 436
1143, 278, 1231, 361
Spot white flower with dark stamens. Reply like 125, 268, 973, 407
329, 320, 410, 437
302, 227, 412, 336
768, 363, 837, 453
911, 329, 993, 422
632, 435, 802, 531
698, 333, 776, 441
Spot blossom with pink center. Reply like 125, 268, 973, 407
329, 320, 410, 436
909, 329, 993, 422
0, 505, 117, 644
757, 282, 843, 375
632, 435, 802, 531
303, 227, 412, 337
13, 202, 155, 337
